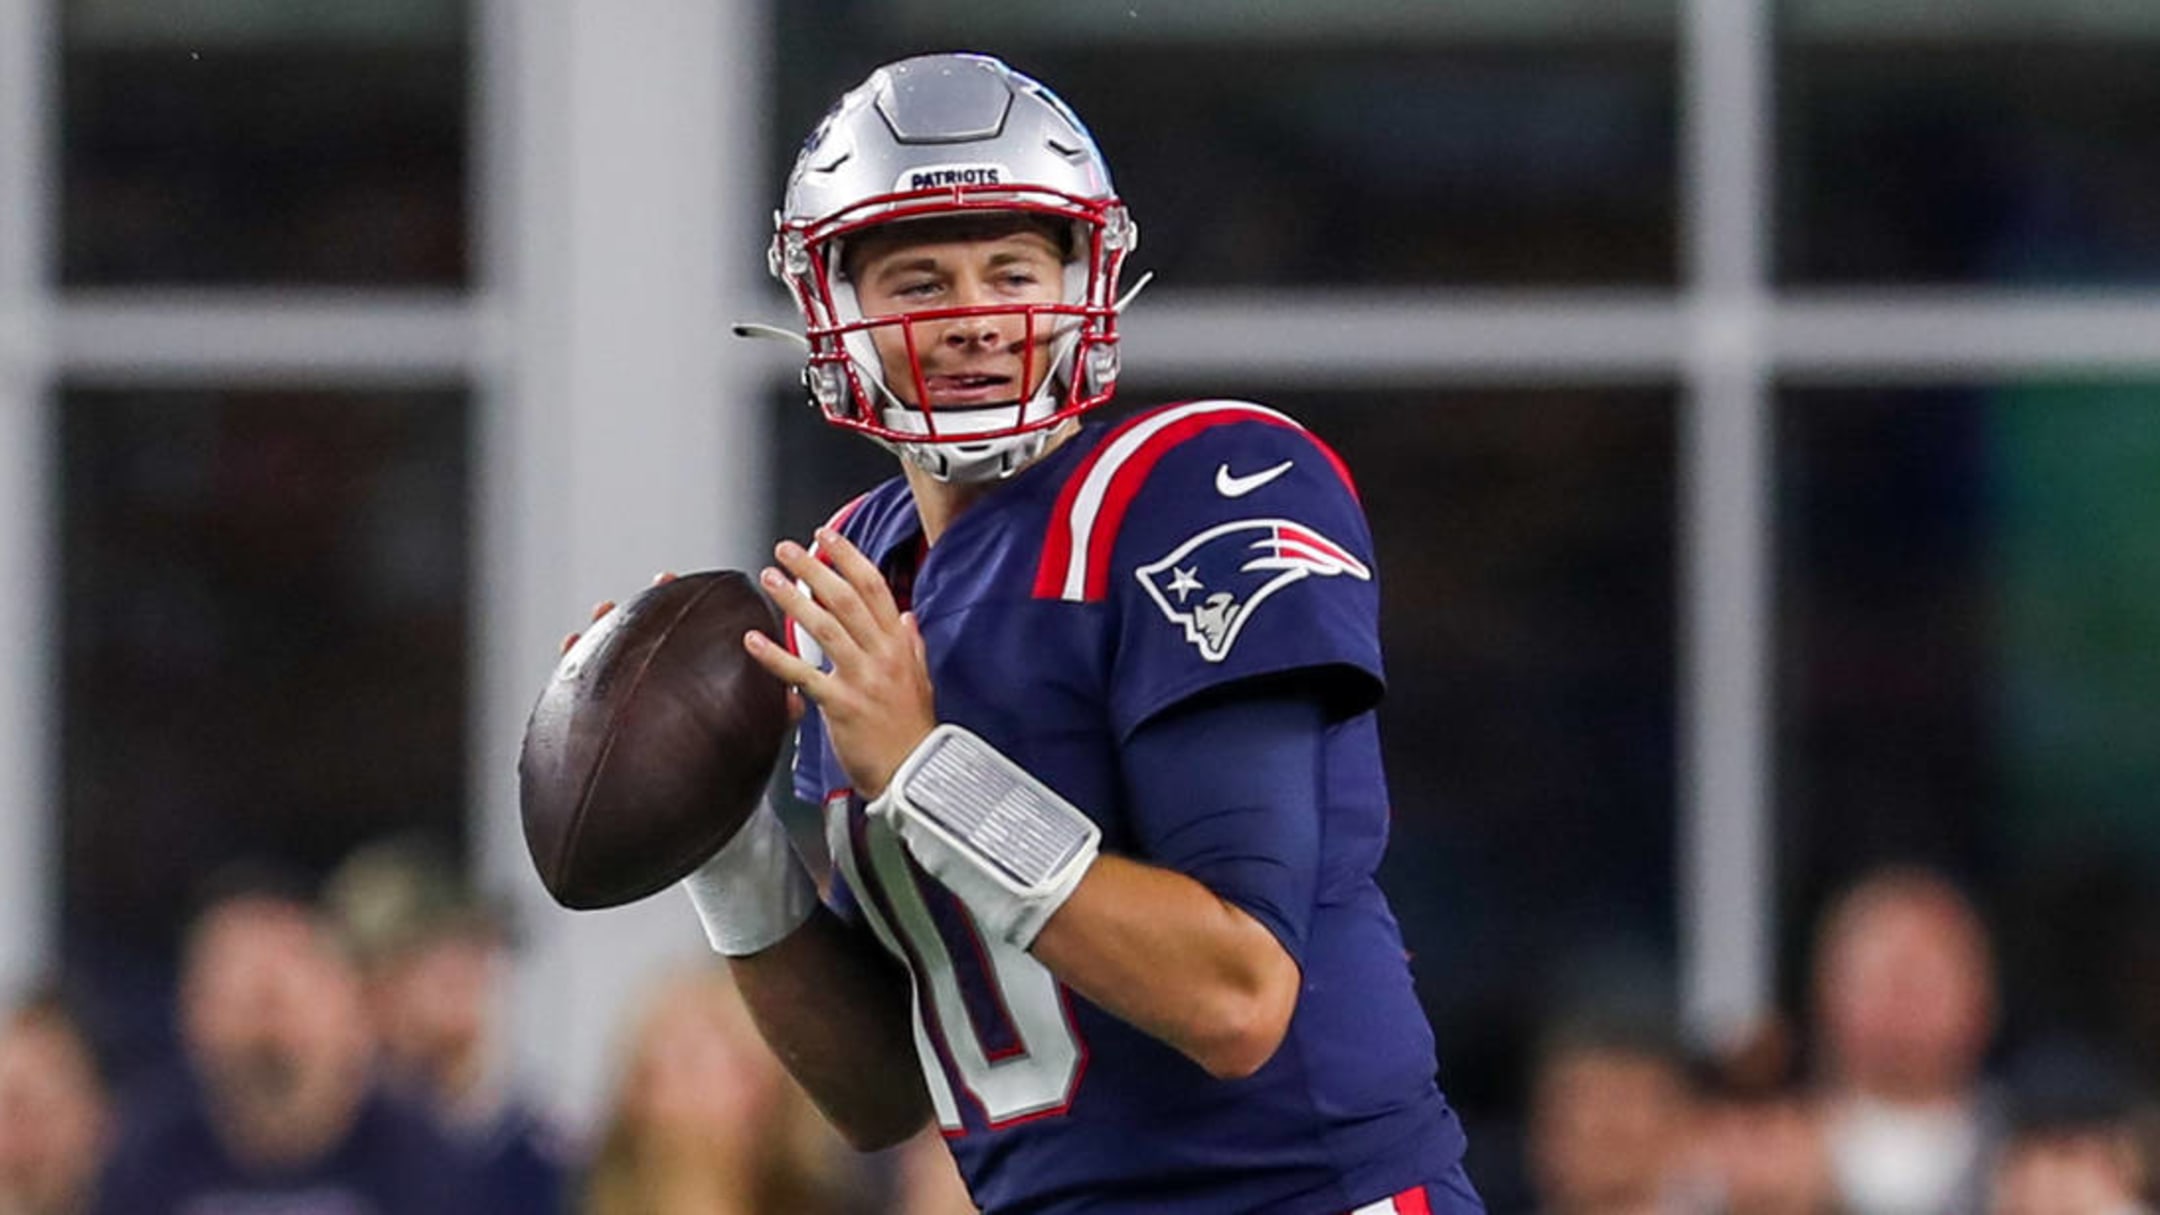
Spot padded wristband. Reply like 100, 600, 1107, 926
681, 800, 818, 956
869, 725, 1100, 948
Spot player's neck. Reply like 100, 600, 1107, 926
903, 465, 991, 547
902, 421, 1078, 546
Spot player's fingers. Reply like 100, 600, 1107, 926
814, 527, 901, 630
560, 596, 620, 654
743, 629, 828, 700
757, 565, 865, 669
773, 539, 889, 653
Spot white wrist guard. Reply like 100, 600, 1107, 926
868, 725, 1100, 950
681, 799, 818, 956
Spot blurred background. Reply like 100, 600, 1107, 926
1, 0, 2157, 1211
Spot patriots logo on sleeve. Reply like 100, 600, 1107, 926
1136, 518, 1371, 662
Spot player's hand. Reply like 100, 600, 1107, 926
744, 528, 935, 799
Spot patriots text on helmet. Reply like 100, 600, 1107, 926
903, 165, 1006, 191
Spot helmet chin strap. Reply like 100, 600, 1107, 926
889, 426, 1059, 483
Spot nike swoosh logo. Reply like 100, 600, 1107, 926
1215, 460, 1295, 498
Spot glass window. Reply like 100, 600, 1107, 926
1776, 382, 2160, 1085
773, 2, 1679, 287
770, 378, 1678, 1209
1777, 1, 2160, 284
60, 0, 470, 286
59, 385, 469, 1066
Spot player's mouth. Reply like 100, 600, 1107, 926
921, 371, 1019, 407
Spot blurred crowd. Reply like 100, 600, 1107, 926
1522, 866, 2153, 1215
0, 853, 2151, 1214
0, 837, 974, 1215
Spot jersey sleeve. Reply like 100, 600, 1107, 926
1121, 692, 1326, 961
1091, 405, 1385, 738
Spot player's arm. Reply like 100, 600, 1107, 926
869, 692, 1317, 1080
1034, 860, 1299, 1080
708, 529, 947, 1148
1027, 691, 1317, 1080
679, 791, 932, 1150
725, 905, 933, 1150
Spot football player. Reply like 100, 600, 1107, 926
688, 53, 1480, 1215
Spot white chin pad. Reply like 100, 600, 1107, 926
879, 399, 1027, 439
896, 430, 1052, 484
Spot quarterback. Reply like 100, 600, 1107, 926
685, 53, 1480, 1215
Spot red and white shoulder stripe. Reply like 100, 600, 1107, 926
1033, 400, 1358, 603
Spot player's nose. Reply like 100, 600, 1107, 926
942, 273, 1026, 346
939, 307, 1010, 351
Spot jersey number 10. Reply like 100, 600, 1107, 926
829, 794, 1087, 1130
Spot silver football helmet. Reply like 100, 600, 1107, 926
771, 54, 1138, 482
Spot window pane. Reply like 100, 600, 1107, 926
60, 1, 470, 286
770, 379, 1678, 1209
1776, 383, 2160, 1080
774, 4, 1679, 287
60, 385, 469, 1064
69, 0, 461, 45
1777, 5, 2160, 284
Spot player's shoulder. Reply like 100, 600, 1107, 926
1080, 398, 1358, 491
1035, 399, 1365, 603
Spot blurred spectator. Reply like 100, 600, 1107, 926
325, 834, 573, 1211
1990, 1041, 2152, 1215
581, 965, 868, 1215
0, 987, 111, 1215
1526, 1016, 1699, 1215
1813, 867, 2001, 1215
93, 869, 485, 1214
1690, 1017, 1837, 1215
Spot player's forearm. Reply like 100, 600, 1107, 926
727, 906, 932, 1150
1029, 852, 1301, 1081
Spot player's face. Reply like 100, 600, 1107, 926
850, 228, 1067, 410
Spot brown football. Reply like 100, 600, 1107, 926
518, 571, 790, 910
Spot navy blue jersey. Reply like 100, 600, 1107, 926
793, 401, 1467, 1215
